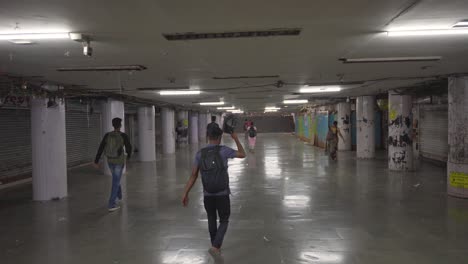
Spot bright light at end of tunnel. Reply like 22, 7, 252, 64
300, 85, 341, 93
159, 90, 201, 95
283, 99, 308, 104
200, 101, 225, 106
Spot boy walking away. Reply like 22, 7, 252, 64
247, 122, 257, 153
206, 116, 219, 143
182, 127, 246, 257
94, 117, 132, 212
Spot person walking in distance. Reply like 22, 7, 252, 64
326, 121, 345, 161
182, 127, 246, 257
247, 122, 257, 153
94, 117, 132, 212
206, 116, 219, 143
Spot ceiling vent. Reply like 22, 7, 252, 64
213, 75, 279, 80
57, 65, 147, 72
137, 86, 190, 91
163, 28, 301, 41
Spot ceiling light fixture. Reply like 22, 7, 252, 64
283, 99, 308, 104
8, 40, 35, 45
265, 109, 279, 113
387, 29, 468, 36
454, 21, 468, 28
200, 101, 225, 106
227, 109, 244, 114
300, 86, 341, 93
265, 107, 281, 110
217, 106, 236, 110
160, 90, 201, 95
0, 32, 70, 40
339, 56, 442, 63
57, 65, 147, 72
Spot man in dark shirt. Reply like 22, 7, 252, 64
182, 127, 246, 256
206, 116, 219, 143
94, 117, 132, 212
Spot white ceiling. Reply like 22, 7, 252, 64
1, 0, 468, 111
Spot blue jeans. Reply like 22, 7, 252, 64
108, 163, 124, 208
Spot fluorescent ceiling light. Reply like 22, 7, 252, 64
283, 99, 308, 104
217, 106, 235, 110
226, 109, 244, 113
0, 32, 70, 40
160, 90, 200, 95
8, 40, 35, 45
300, 86, 341, 93
265, 107, 281, 110
57, 65, 147, 72
387, 29, 468, 36
340, 56, 442, 63
265, 109, 278, 112
454, 21, 468, 27
200, 101, 225, 106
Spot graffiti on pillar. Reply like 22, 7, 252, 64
388, 114, 412, 148
391, 150, 407, 166
341, 114, 350, 134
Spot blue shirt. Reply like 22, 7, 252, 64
194, 144, 237, 196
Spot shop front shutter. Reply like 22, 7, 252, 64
0, 109, 32, 183
419, 105, 448, 162
66, 110, 102, 167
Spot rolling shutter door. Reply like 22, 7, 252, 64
0, 109, 32, 183
66, 110, 102, 167
419, 106, 448, 162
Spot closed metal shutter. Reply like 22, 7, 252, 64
0, 109, 32, 183
66, 110, 102, 167
419, 105, 448, 162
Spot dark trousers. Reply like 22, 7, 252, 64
204, 195, 231, 248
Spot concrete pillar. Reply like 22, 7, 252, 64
177, 110, 188, 125
138, 106, 156, 162
198, 112, 207, 142
447, 77, 468, 198
356, 96, 376, 159
388, 91, 413, 171
337, 102, 351, 151
190, 112, 199, 144
31, 98, 67, 200
161, 108, 176, 154
206, 113, 212, 125
220, 113, 226, 129
101, 99, 125, 175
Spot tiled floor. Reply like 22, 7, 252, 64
1, 133, 468, 263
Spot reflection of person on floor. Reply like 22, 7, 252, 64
326, 121, 345, 161
247, 122, 257, 153
182, 127, 246, 257
93, 117, 132, 212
